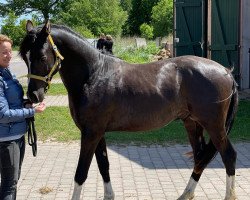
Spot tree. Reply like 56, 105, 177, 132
0, 0, 73, 20
120, 0, 132, 12
126, 0, 160, 35
0, 12, 26, 46
57, 0, 127, 37
151, 0, 173, 37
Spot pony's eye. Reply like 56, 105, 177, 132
41, 56, 47, 62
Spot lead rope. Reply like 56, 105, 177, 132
27, 117, 37, 157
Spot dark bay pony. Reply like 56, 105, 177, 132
20, 20, 238, 200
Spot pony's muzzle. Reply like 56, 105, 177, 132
27, 89, 44, 103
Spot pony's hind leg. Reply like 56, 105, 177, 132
95, 137, 114, 200
178, 118, 217, 200
209, 131, 237, 200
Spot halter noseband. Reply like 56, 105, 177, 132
27, 33, 64, 90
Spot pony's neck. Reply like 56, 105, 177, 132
51, 27, 103, 76
50, 26, 106, 93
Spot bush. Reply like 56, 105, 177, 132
139, 23, 154, 40
73, 26, 94, 38
151, 0, 173, 37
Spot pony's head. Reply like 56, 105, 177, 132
20, 20, 63, 103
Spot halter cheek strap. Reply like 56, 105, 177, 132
27, 34, 64, 90
47, 34, 64, 60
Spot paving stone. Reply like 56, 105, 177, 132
15, 142, 250, 199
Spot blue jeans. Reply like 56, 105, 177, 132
0, 136, 25, 200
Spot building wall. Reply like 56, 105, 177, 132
241, 0, 250, 89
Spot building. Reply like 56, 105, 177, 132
174, 0, 250, 89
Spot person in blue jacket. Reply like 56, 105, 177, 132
0, 34, 46, 200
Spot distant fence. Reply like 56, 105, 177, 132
86, 39, 98, 48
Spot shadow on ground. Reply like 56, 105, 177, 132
107, 142, 250, 170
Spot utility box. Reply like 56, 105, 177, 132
174, 0, 250, 89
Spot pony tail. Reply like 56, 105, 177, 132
225, 80, 239, 135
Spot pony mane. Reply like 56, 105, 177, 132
51, 24, 88, 42
19, 23, 89, 60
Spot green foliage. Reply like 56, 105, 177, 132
73, 26, 94, 38
1, 0, 174, 39
140, 23, 154, 39
151, 0, 173, 37
126, 0, 160, 35
0, 12, 25, 46
120, 0, 132, 12
0, 0, 73, 20
115, 40, 160, 63
56, 0, 127, 37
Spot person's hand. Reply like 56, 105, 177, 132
34, 102, 46, 113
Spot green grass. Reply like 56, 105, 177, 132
35, 107, 79, 142
34, 100, 250, 144
229, 100, 250, 141
23, 83, 67, 95
47, 84, 67, 95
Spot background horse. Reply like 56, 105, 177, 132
20, 20, 238, 200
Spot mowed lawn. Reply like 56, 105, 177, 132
34, 100, 250, 144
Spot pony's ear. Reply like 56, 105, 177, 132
26, 20, 34, 33
41, 19, 51, 34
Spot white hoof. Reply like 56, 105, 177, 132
103, 195, 115, 200
103, 181, 114, 200
71, 182, 83, 200
177, 192, 194, 200
224, 188, 237, 200
178, 177, 197, 200
224, 175, 236, 200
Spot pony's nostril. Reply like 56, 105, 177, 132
27, 91, 39, 103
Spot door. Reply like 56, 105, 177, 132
174, 0, 207, 57
208, 0, 240, 82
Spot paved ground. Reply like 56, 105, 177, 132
18, 142, 250, 200
9, 52, 250, 199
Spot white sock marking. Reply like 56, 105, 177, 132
225, 175, 236, 199
103, 181, 114, 200
178, 177, 197, 200
71, 182, 83, 200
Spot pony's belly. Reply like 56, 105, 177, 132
107, 114, 175, 132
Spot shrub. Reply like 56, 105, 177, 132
114, 39, 160, 63
139, 23, 154, 40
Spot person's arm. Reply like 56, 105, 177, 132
0, 81, 35, 123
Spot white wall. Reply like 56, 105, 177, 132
241, 0, 250, 89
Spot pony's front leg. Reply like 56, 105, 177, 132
95, 137, 114, 200
71, 130, 101, 200
177, 176, 197, 200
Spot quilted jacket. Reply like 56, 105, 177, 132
0, 67, 35, 142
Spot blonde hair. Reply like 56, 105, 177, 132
0, 34, 13, 45
106, 35, 112, 40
